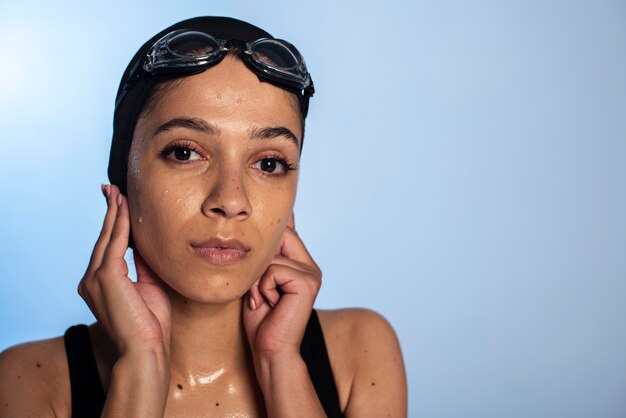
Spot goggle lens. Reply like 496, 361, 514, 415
166, 31, 221, 58
250, 39, 300, 71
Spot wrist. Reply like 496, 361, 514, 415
103, 349, 169, 418
118, 335, 169, 357
254, 350, 306, 391
252, 351, 326, 417
114, 348, 169, 385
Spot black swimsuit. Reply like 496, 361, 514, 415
64, 309, 343, 417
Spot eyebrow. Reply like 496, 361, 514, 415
250, 126, 300, 149
154, 117, 221, 137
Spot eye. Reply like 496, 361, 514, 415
171, 147, 199, 161
253, 156, 295, 175
160, 143, 203, 162
258, 158, 281, 173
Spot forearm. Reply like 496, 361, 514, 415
256, 352, 327, 418
102, 349, 169, 418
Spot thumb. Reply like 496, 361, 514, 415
133, 250, 162, 285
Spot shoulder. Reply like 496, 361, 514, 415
316, 308, 407, 417
0, 336, 70, 417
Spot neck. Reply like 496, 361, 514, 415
168, 291, 251, 382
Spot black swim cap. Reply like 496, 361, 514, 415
109, 16, 287, 195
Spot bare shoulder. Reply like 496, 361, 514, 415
317, 308, 407, 417
0, 336, 70, 418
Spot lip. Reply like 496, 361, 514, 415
191, 237, 250, 265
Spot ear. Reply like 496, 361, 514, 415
287, 211, 295, 230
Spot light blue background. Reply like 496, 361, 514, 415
1, 1, 625, 417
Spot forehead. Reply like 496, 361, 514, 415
137, 56, 302, 140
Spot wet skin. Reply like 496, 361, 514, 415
121, 55, 307, 415
128, 55, 302, 306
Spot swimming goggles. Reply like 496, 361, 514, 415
117, 29, 315, 116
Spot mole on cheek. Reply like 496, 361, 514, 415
177, 384, 183, 390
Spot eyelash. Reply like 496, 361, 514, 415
159, 140, 203, 164
159, 141, 297, 176
255, 152, 297, 177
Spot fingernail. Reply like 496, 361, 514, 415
249, 295, 257, 310
117, 193, 123, 207
101, 184, 109, 201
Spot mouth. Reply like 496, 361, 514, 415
190, 237, 251, 265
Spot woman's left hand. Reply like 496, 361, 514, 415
243, 225, 322, 361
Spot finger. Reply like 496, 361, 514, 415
101, 191, 131, 270
133, 250, 161, 285
267, 254, 310, 272
258, 264, 318, 302
258, 269, 283, 307
243, 291, 272, 338
287, 211, 295, 229
278, 227, 318, 269
247, 279, 265, 310
86, 184, 120, 272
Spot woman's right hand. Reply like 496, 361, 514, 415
78, 184, 171, 357
78, 184, 171, 416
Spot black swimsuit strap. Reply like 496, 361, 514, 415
300, 310, 343, 418
64, 325, 106, 418
64, 310, 343, 417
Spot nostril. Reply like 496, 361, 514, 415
210, 207, 227, 216
202, 186, 253, 219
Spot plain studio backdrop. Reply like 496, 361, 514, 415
1, 1, 625, 417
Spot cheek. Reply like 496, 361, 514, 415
127, 170, 202, 246
249, 181, 296, 253
143, 186, 195, 218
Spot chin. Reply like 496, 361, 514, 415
164, 267, 258, 304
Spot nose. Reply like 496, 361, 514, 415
201, 166, 252, 220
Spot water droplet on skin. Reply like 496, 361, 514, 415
138, 216, 143, 223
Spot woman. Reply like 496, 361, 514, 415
0, 16, 407, 417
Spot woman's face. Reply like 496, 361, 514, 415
127, 56, 302, 303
